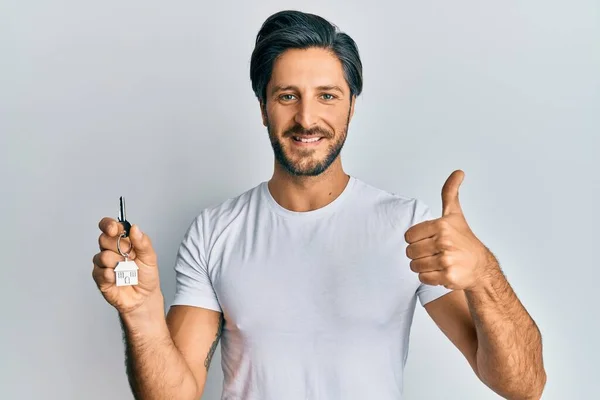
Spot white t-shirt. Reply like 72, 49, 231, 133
171, 176, 452, 400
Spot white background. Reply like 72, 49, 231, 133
1, 0, 598, 398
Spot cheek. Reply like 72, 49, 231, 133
267, 108, 293, 132
324, 106, 350, 128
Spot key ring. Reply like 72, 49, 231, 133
117, 231, 133, 259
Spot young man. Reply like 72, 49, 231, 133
92, 10, 546, 400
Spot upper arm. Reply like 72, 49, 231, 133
168, 213, 224, 396
424, 290, 480, 376
166, 305, 224, 398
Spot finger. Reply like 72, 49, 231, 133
409, 254, 445, 274
441, 170, 465, 217
92, 250, 125, 270
92, 263, 116, 287
98, 233, 137, 259
404, 220, 437, 244
128, 225, 157, 267
406, 237, 440, 260
417, 270, 444, 286
98, 217, 126, 238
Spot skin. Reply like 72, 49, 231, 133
92, 47, 546, 400
407, 170, 547, 398
94, 222, 220, 400
260, 47, 356, 213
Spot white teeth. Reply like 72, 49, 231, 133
295, 137, 321, 143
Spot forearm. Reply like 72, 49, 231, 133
465, 260, 546, 399
119, 291, 198, 400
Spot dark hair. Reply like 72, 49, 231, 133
250, 10, 363, 104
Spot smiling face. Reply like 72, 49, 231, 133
261, 47, 355, 177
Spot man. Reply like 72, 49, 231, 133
92, 10, 546, 400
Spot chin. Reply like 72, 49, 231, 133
285, 160, 331, 177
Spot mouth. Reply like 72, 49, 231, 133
292, 136, 324, 144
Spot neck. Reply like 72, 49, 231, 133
268, 159, 350, 212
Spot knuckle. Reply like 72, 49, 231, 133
99, 250, 117, 268
92, 252, 102, 267
102, 268, 114, 283
101, 218, 121, 238
99, 218, 111, 234
440, 254, 453, 268
445, 267, 458, 283
97, 251, 108, 267
436, 236, 452, 249
438, 219, 451, 232
409, 260, 418, 272
92, 265, 102, 283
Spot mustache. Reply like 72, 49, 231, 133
285, 124, 332, 138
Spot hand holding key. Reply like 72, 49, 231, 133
92, 198, 160, 315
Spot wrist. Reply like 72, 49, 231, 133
466, 263, 504, 298
119, 290, 166, 333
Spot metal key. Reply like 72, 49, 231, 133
118, 196, 132, 237
115, 196, 137, 286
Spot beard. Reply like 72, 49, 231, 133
266, 107, 352, 177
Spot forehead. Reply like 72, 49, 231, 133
269, 47, 348, 90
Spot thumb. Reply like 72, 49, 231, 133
441, 170, 465, 217
129, 224, 157, 266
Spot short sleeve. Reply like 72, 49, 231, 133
412, 200, 453, 307
170, 213, 222, 312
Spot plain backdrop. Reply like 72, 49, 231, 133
1, 0, 598, 399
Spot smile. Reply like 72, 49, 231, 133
292, 136, 323, 143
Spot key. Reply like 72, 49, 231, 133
115, 196, 138, 286
118, 196, 132, 237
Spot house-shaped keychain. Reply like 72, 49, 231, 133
115, 260, 139, 287
114, 196, 139, 287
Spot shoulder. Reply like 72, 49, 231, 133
352, 177, 433, 228
188, 181, 264, 236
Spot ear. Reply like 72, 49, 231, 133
260, 101, 268, 127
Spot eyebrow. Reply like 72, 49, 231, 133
270, 85, 345, 95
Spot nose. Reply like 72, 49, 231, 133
294, 99, 318, 130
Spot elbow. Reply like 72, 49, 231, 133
480, 367, 547, 400
528, 369, 547, 400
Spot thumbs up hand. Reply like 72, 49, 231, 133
404, 170, 498, 291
